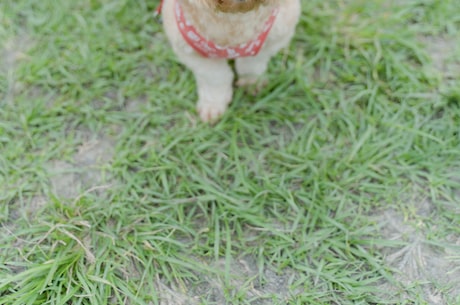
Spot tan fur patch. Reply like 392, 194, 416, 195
215, 0, 264, 13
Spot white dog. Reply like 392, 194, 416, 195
161, 0, 301, 122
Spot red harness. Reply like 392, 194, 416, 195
157, 0, 278, 59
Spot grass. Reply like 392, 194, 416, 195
1, 0, 460, 304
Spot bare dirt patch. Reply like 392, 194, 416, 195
374, 196, 460, 304
420, 35, 460, 81
0, 34, 33, 104
46, 134, 114, 199
0, 35, 31, 71
152, 256, 299, 305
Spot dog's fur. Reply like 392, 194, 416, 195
162, 0, 301, 122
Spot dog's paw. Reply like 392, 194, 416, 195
197, 101, 228, 123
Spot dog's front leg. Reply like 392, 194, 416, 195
235, 51, 272, 89
182, 56, 234, 122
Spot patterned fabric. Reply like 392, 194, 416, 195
158, 0, 279, 59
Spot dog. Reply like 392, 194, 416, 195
161, 0, 301, 122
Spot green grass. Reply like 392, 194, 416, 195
1, 0, 460, 304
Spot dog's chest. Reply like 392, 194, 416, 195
181, 4, 274, 46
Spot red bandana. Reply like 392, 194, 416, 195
158, 0, 278, 59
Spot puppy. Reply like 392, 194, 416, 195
161, 0, 301, 122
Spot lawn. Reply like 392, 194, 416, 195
1, 0, 460, 304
